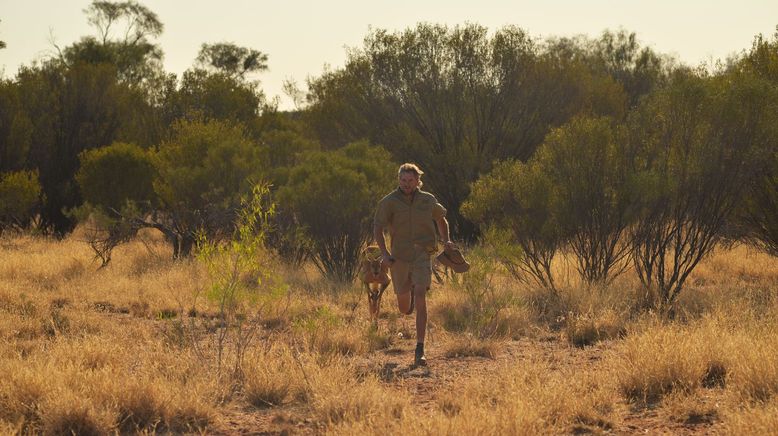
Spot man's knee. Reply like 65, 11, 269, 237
396, 290, 412, 311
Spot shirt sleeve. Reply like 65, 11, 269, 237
432, 198, 446, 220
374, 198, 391, 228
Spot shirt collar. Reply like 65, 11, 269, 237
396, 186, 419, 202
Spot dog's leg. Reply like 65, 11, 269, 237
366, 283, 379, 326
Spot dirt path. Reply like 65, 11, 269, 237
214, 333, 723, 434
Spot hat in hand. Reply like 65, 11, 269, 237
436, 246, 470, 273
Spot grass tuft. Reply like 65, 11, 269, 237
443, 337, 499, 359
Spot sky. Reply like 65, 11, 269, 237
1, 0, 777, 110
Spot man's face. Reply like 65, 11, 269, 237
398, 172, 419, 195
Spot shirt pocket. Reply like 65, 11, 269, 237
415, 198, 433, 214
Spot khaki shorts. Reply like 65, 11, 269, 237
390, 255, 432, 294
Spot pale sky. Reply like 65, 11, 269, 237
2, 0, 777, 110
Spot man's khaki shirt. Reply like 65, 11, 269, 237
374, 188, 447, 262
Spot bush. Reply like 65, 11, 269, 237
76, 142, 156, 212
626, 71, 777, 312
535, 116, 639, 285
154, 118, 266, 257
276, 141, 394, 282
737, 151, 778, 256
463, 160, 561, 291
74, 142, 156, 265
0, 170, 41, 234
195, 183, 286, 377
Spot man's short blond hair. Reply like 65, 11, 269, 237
398, 163, 424, 188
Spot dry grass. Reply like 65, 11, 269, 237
723, 399, 778, 434
443, 337, 499, 359
609, 319, 721, 404
242, 344, 308, 408
564, 308, 627, 347
336, 359, 614, 435
2, 230, 778, 433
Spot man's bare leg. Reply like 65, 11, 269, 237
397, 279, 413, 315
396, 282, 427, 366
414, 285, 428, 366
414, 285, 427, 344
396, 290, 412, 314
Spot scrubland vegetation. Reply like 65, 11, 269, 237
1, 232, 777, 434
1, 1, 777, 433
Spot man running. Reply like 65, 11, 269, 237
374, 163, 453, 366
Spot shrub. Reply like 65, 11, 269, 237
626, 71, 778, 312
0, 170, 41, 234
195, 183, 286, 377
154, 118, 266, 257
463, 161, 561, 291
276, 141, 394, 282
76, 142, 156, 212
535, 116, 638, 285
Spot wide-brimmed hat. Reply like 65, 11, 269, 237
436, 246, 470, 273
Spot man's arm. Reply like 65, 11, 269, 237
374, 224, 394, 264
435, 216, 455, 250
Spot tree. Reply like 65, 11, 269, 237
152, 118, 265, 258
731, 27, 778, 256
738, 155, 778, 256
626, 70, 776, 313
250, 117, 322, 265
59, 0, 171, 149
0, 79, 32, 172
276, 141, 395, 282
62, 0, 164, 84
86, 1, 162, 44
74, 142, 156, 266
166, 42, 272, 140
463, 160, 562, 291
13, 61, 129, 235
259, 126, 321, 185
534, 116, 640, 285
305, 23, 626, 240
73, 122, 269, 263
587, 30, 671, 109
738, 25, 778, 83
76, 142, 156, 212
165, 69, 266, 137
195, 42, 269, 81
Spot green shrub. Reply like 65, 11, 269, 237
0, 170, 41, 233
76, 142, 156, 211
276, 141, 394, 282
463, 160, 561, 291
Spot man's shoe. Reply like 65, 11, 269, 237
405, 292, 415, 315
414, 344, 427, 366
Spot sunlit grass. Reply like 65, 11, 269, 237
1, 230, 778, 433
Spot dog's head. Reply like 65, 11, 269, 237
364, 257, 382, 277
361, 245, 384, 279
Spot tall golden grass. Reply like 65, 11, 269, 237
1, 232, 777, 434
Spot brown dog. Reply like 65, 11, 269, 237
359, 245, 391, 326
